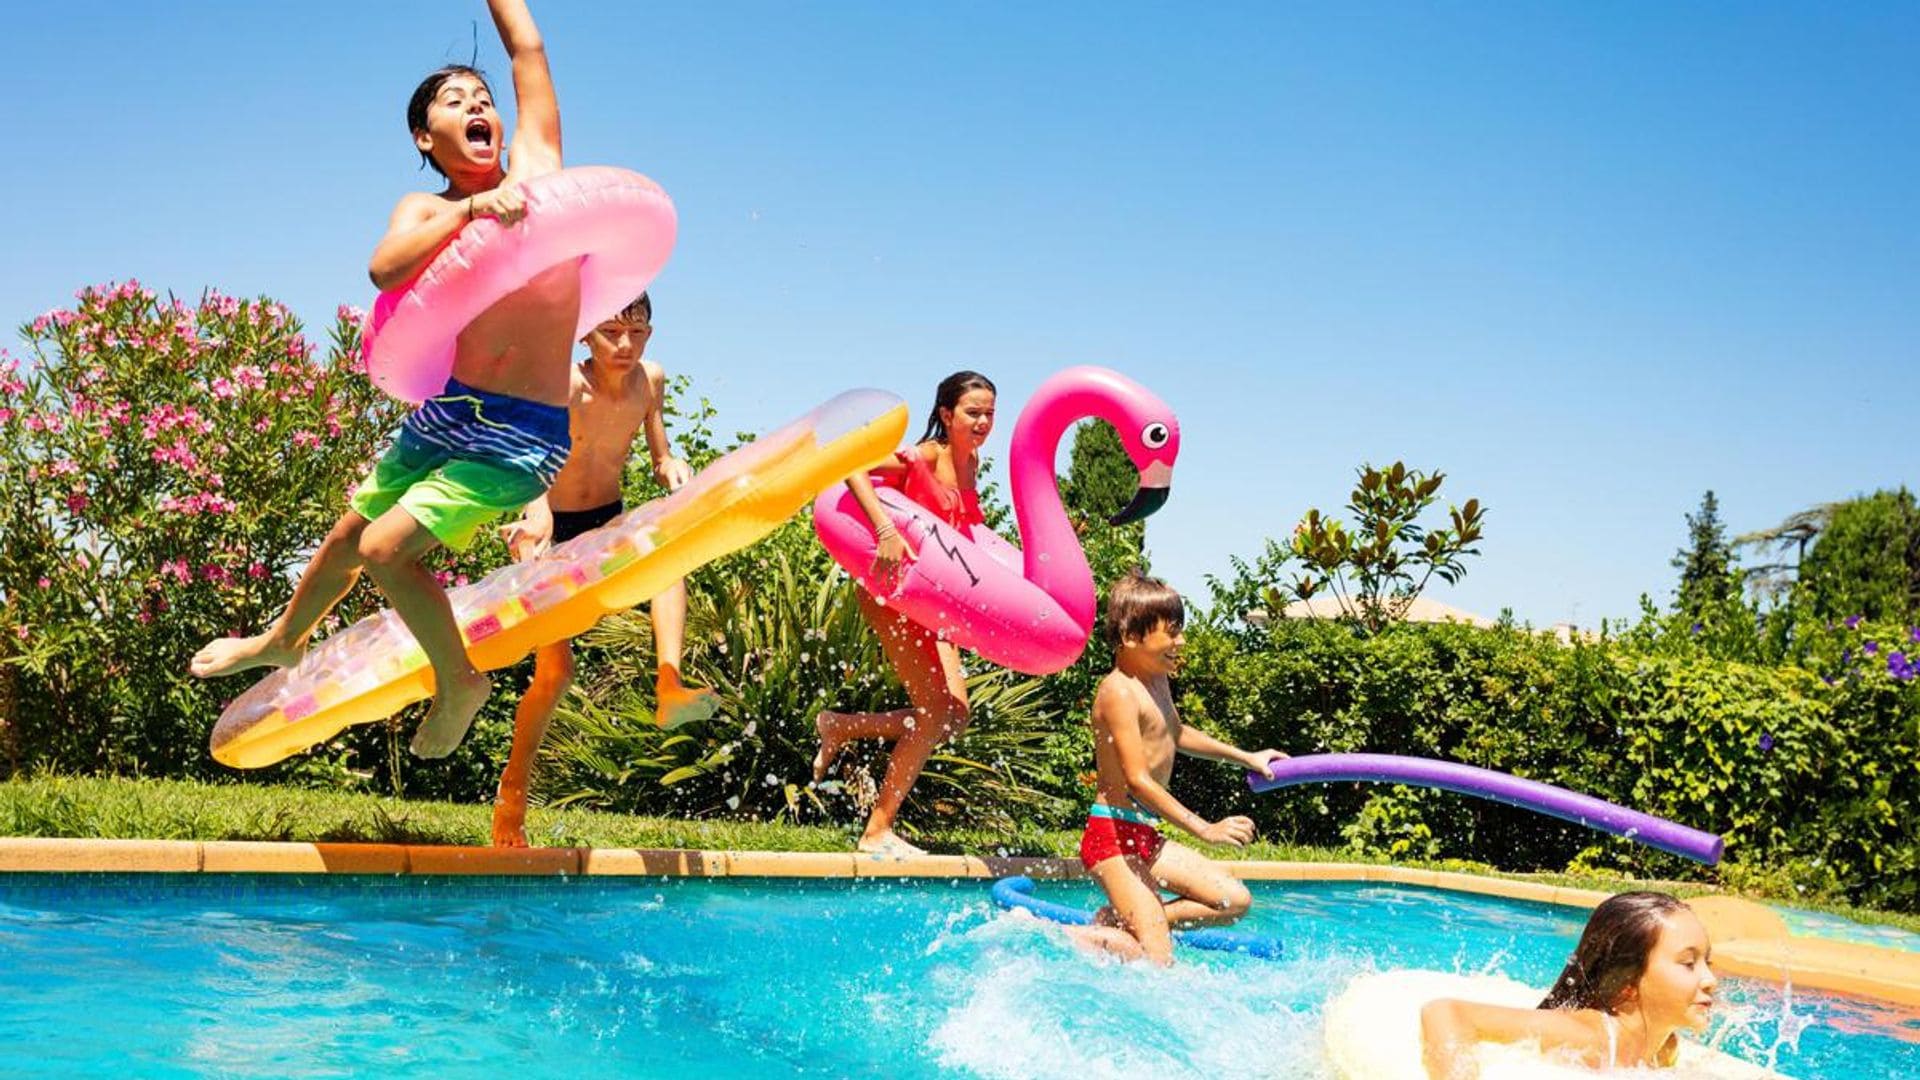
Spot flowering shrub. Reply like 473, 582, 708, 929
0, 282, 429, 776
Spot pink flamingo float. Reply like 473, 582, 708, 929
813, 365, 1179, 675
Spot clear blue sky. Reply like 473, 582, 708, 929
5, 3, 1914, 626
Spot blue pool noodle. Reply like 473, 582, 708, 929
989, 876, 1283, 959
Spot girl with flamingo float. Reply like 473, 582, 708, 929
812, 367, 1181, 856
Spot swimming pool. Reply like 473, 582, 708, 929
0, 874, 1912, 1077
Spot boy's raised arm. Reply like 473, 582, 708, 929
489, 0, 561, 170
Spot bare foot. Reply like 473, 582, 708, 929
189, 632, 303, 679
491, 789, 529, 848
410, 669, 491, 758
812, 711, 851, 783
1063, 924, 1148, 962
654, 668, 719, 730
857, 831, 927, 858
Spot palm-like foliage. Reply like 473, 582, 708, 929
530, 518, 1075, 834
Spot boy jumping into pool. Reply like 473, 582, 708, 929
490, 292, 716, 846
1073, 572, 1287, 966
190, 0, 576, 758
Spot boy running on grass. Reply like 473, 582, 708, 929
491, 293, 715, 846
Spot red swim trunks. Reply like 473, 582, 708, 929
1079, 804, 1165, 870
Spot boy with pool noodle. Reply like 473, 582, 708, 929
1071, 572, 1288, 965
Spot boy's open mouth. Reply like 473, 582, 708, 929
465, 119, 492, 148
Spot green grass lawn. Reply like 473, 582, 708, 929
5, 774, 1916, 935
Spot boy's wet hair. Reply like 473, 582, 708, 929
616, 292, 652, 324
407, 65, 491, 177
1105, 571, 1185, 646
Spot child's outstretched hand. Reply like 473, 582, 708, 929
470, 185, 528, 226
500, 514, 552, 561
1198, 815, 1256, 847
1245, 748, 1290, 780
656, 456, 693, 492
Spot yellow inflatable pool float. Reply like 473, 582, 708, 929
211, 389, 907, 769
1324, 970, 1787, 1079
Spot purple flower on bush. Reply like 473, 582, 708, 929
1821, 675, 1836, 686
1864, 640, 1879, 656
1911, 627, 1919, 644
1841, 649, 1851, 665
1758, 733, 1775, 752
1890, 652, 1915, 682
1845, 615, 1862, 630
1690, 622, 1703, 635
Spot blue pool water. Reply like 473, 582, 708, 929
0, 874, 1913, 1078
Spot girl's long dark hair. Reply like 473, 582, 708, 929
1539, 891, 1688, 1012
919, 371, 996, 444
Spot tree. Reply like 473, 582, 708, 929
1672, 491, 1736, 616
1733, 503, 1835, 602
1286, 462, 1487, 635
1795, 488, 1920, 623
1058, 418, 1147, 578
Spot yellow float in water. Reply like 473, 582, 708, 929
1323, 970, 1787, 1079
211, 390, 907, 769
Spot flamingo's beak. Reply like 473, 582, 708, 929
1111, 460, 1173, 525
1110, 485, 1168, 525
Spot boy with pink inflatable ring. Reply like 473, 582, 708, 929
191, 0, 583, 760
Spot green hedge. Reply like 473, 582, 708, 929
1172, 618, 1919, 911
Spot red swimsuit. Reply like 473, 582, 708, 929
873, 447, 984, 531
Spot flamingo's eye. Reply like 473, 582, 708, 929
1141, 422, 1171, 450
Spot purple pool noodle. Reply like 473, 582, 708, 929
1246, 753, 1724, 865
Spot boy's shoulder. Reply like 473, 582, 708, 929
1092, 669, 1142, 717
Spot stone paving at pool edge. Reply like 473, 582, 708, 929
0, 837, 1914, 1010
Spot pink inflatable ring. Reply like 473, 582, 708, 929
361, 166, 678, 404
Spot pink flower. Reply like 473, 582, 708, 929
201, 564, 232, 585
337, 303, 368, 325
210, 377, 237, 400
0, 409, 13, 425
247, 562, 268, 580
253, 416, 272, 433
292, 430, 322, 450
37, 577, 51, 589
50, 459, 79, 477
65, 492, 90, 514
12, 625, 26, 640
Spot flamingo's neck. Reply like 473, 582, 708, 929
1007, 377, 1099, 634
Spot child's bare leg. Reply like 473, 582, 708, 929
648, 579, 715, 729
1088, 854, 1175, 966
189, 512, 371, 677
356, 509, 490, 759
1147, 841, 1254, 928
858, 598, 968, 853
811, 708, 913, 781
1063, 924, 1149, 962
493, 640, 573, 847
864, 645, 967, 849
